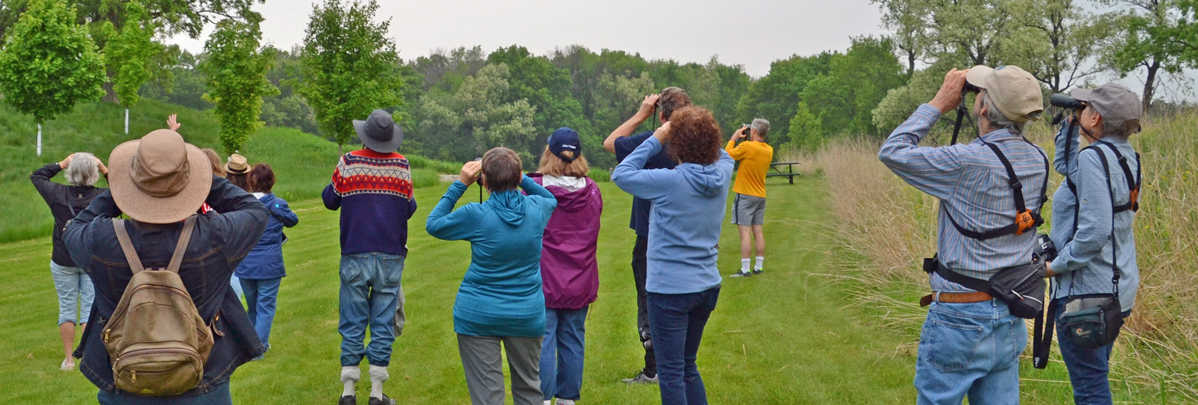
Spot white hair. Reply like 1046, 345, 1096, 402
981, 93, 1026, 135
65, 152, 99, 186
750, 118, 770, 138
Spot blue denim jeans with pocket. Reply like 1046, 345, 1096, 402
339, 253, 404, 367
914, 299, 1027, 405
1054, 298, 1132, 405
50, 261, 93, 326
97, 381, 231, 405
648, 285, 721, 405
239, 277, 282, 350
540, 306, 589, 401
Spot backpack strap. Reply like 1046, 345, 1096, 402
167, 216, 197, 273
942, 139, 1048, 240
112, 219, 146, 275
111, 216, 197, 275
1094, 142, 1140, 213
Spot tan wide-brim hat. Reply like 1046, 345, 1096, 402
108, 129, 212, 224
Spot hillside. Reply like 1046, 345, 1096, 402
0, 99, 443, 243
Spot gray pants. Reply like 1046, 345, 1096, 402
457, 334, 543, 405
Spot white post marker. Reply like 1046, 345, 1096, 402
37, 123, 42, 156
125, 108, 129, 135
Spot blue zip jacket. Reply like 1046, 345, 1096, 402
236, 193, 299, 280
426, 176, 557, 337
612, 136, 733, 294
1049, 123, 1140, 311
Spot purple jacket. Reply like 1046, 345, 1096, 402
529, 173, 602, 309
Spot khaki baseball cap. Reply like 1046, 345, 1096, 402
1071, 83, 1142, 133
965, 65, 1044, 123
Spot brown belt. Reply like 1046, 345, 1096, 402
919, 291, 993, 307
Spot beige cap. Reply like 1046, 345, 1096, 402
965, 65, 1044, 123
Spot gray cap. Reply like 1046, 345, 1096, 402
1071, 83, 1142, 133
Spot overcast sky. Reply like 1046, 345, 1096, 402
167, 0, 888, 78
166, 0, 1195, 101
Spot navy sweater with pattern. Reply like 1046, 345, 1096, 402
322, 149, 418, 256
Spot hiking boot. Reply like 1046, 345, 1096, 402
752, 268, 763, 275
338, 395, 356, 405
730, 271, 752, 278
368, 395, 397, 405
621, 369, 658, 384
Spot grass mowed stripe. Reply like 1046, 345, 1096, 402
4, 176, 1074, 403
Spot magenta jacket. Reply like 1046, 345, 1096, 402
528, 173, 603, 310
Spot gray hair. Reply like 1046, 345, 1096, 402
65, 152, 99, 186
981, 93, 1026, 136
1100, 119, 1136, 142
750, 118, 771, 139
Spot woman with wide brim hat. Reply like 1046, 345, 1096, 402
107, 130, 213, 223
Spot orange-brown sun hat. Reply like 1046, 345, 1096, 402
107, 129, 212, 224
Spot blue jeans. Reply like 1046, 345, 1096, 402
239, 277, 282, 349
1054, 298, 1131, 405
648, 286, 720, 405
339, 253, 404, 367
97, 382, 231, 405
540, 307, 589, 401
914, 299, 1027, 405
50, 261, 93, 326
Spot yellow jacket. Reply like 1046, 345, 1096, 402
726, 139, 773, 198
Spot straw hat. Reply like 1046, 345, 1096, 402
224, 153, 249, 175
107, 130, 212, 224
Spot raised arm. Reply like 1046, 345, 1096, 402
519, 174, 558, 219
1053, 117, 1081, 176
604, 94, 659, 153
30, 162, 64, 200
205, 176, 269, 261
270, 198, 300, 228
63, 190, 123, 271
322, 156, 346, 211
426, 162, 483, 241
612, 134, 677, 203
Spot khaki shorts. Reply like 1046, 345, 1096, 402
731, 193, 766, 226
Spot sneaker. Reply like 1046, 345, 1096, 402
752, 268, 763, 275
557, 400, 576, 405
621, 369, 658, 384
338, 395, 356, 405
729, 271, 752, 278
60, 358, 75, 371
368, 395, 396, 405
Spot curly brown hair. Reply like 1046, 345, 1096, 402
667, 106, 722, 165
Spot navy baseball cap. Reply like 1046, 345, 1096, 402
548, 127, 581, 163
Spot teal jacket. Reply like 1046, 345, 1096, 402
426, 176, 557, 337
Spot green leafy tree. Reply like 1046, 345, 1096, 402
413, 63, 536, 165
0, 0, 105, 155
871, 0, 1016, 67
1, 0, 266, 43
104, 1, 161, 133
201, 17, 276, 154
298, 0, 404, 154
1102, 0, 1192, 110
789, 102, 824, 151
1004, 0, 1110, 93
802, 36, 907, 138
735, 52, 835, 145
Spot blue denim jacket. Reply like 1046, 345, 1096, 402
64, 176, 269, 396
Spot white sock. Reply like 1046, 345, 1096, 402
341, 366, 359, 397
755, 256, 764, 270
740, 258, 750, 273
369, 365, 389, 399
558, 399, 576, 405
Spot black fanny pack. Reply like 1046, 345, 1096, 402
1060, 295, 1124, 349
923, 256, 1047, 319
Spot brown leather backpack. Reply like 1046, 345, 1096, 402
104, 216, 214, 396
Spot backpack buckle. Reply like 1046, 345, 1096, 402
1015, 210, 1036, 235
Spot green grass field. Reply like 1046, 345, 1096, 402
0, 176, 1089, 404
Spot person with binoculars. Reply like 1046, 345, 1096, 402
878, 66, 1050, 404
1041, 83, 1143, 405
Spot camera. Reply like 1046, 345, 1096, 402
740, 124, 751, 137
1050, 94, 1086, 110
1034, 234, 1057, 263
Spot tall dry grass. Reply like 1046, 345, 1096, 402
814, 113, 1198, 401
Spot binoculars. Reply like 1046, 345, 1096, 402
1050, 94, 1086, 110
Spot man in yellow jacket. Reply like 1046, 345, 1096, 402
727, 118, 774, 278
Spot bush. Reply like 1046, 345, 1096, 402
410, 168, 440, 188
587, 168, 610, 182
407, 154, 460, 173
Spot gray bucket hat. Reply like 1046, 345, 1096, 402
352, 109, 404, 153
1071, 83, 1142, 133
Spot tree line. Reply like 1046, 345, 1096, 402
2, 0, 1196, 162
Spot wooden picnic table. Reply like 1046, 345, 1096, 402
767, 162, 801, 184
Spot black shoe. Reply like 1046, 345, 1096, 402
730, 271, 752, 278
368, 395, 397, 405
752, 268, 763, 275
338, 395, 356, 405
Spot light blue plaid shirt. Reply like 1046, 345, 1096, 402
878, 104, 1049, 293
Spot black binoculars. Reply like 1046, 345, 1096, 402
1050, 94, 1086, 110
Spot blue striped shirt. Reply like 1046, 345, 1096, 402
878, 104, 1049, 293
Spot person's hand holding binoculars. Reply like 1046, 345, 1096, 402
652, 121, 673, 143
637, 94, 661, 119
459, 161, 483, 186
929, 68, 970, 114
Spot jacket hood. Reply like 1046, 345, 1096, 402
678, 162, 729, 197
488, 190, 527, 226
528, 173, 598, 213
